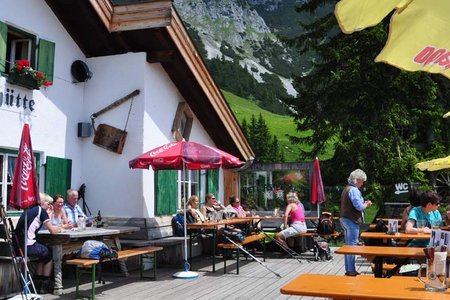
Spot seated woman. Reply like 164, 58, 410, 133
275, 192, 307, 248
50, 194, 73, 229
201, 193, 225, 221
186, 195, 205, 223
15, 193, 63, 293
226, 195, 249, 218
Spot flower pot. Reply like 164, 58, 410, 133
6, 72, 40, 90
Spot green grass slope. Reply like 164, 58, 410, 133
223, 90, 335, 162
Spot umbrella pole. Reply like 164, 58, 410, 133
24, 210, 29, 296
173, 163, 198, 279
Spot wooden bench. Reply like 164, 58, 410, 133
66, 246, 163, 299
217, 233, 266, 274
371, 262, 397, 273
295, 232, 340, 237
108, 216, 203, 267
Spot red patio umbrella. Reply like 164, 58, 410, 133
129, 140, 244, 278
311, 157, 326, 211
10, 124, 40, 209
9, 123, 40, 296
129, 140, 243, 170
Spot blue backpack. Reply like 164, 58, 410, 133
171, 212, 196, 236
172, 213, 185, 236
79, 240, 117, 259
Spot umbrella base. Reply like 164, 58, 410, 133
172, 270, 199, 279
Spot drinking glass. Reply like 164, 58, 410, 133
430, 220, 440, 229
416, 220, 425, 234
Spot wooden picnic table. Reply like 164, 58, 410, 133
335, 245, 431, 277
187, 218, 253, 272
280, 273, 450, 299
38, 226, 140, 295
360, 231, 430, 244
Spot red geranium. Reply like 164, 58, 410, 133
10, 60, 52, 88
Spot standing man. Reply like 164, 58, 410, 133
339, 169, 372, 276
63, 188, 86, 226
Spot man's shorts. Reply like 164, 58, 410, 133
280, 221, 307, 238
28, 242, 52, 264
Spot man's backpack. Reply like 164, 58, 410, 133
317, 212, 335, 235
78, 240, 118, 260
171, 212, 196, 237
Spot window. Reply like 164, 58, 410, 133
179, 169, 200, 209
0, 149, 40, 213
155, 169, 201, 216
0, 21, 55, 81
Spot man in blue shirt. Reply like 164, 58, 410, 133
63, 188, 86, 226
340, 169, 373, 276
405, 191, 442, 247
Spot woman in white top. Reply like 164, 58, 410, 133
187, 195, 205, 223
50, 194, 73, 229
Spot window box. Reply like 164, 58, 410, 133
7, 72, 40, 90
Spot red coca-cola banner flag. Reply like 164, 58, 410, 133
9, 124, 40, 209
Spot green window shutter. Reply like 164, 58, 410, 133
37, 39, 55, 81
45, 156, 72, 197
155, 170, 177, 216
0, 21, 7, 73
207, 169, 219, 196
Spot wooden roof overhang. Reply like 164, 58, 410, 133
44, 0, 254, 161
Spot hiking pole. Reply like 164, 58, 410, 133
259, 231, 305, 263
224, 235, 281, 278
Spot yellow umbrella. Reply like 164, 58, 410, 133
335, 0, 450, 79
416, 155, 450, 172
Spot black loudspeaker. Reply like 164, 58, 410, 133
71, 60, 93, 83
78, 122, 92, 138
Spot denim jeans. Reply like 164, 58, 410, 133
340, 217, 360, 273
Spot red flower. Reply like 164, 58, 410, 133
17, 60, 30, 67
43, 80, 53, 87
16, 64, 23, 71
36, 72, 43, 79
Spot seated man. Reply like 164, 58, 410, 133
63, 188, 86, 226
405, 190, 442, 247
15, 193, 63, 293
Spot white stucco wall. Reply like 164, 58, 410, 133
81, 52, 218, 218
0, 0, 86, 191
1, 0, 223, 219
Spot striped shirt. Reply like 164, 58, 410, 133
64, 203, 86, 224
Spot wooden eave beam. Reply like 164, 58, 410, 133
90, 0, 172, 32
147, 50, 176, 63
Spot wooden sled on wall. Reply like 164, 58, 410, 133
90, 89, 140, 154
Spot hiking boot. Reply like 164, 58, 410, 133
39, 278, 54, 294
